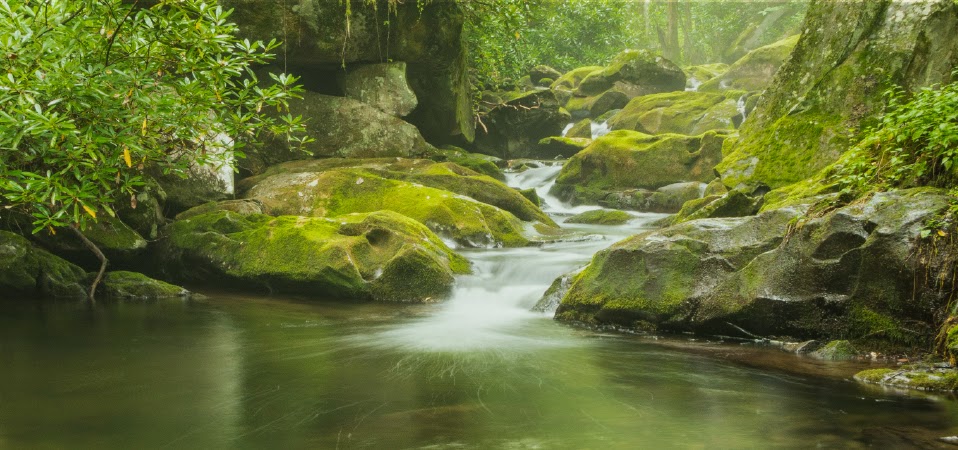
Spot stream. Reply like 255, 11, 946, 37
2, 163, 958, 448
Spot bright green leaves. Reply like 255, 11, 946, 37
0, 0, 310, 233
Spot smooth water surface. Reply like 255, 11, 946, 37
2, 163, 958, 448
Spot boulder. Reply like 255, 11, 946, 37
607, 91, 741, 136
551, 66, 604, 90
426, 146, 505, 180
716, 1, 958, 191
700, 35, 799, 93
99, 271, 191, 300
27, 216, 148, 271
565, 89, 630, 119
574, 182, 707, 214
340, 62, 418, 117
556, 189, 955, 350
243, 92, 434, 175
530, 65, 562, 85
223, 0, 474, 144
671, 188, 765, 224
534, 137, 591, 159
472, 90, 571, 159
564, 209, 632, 225
576, 50, 685, 98
565, 119, 593, 139
684, 63, 729, 90
153, 137, 235, 214
551, 130, 726, 204
158, 210, 470, 301
0, 231, 87, 299
238, 158, 553, 247
116, 178, 167, 240
176, 199, 266, 221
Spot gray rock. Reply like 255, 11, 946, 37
341, 62, 418, 117
472, 90, 571, 159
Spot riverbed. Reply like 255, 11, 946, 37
1, 164, 957, 448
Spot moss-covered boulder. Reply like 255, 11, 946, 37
671, 188, 765, 224
245, 92, 434, 175
576, 50, 685, 98
700, 34, 799, 93
116, 178, 167, 240
239, 158, 553, 247
855, 365, 958, 392
564, 89, 630, 119
530, 65, 562, 85
534, 137, 591, 159
224, 0, 473, 144
551, 66, 604, 91
25, 216, 148, 271
340, 62, 418, 117
99, 271, 191, 300
552, 130, 726, 203
176, 199, 266, 221
425, 146, 504, 180
556, 189, 956, 351
607, 91, 741, 136
564, 209, 632, 225
565, 119, 593, 139
158, 210, 469, 301
472, 89, 571, 159
0, 231, 87, 299
684, 63, 729, 89
716, 1, 958, 191
153, 144, 235, 214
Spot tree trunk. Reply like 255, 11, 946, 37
656, 0, 681, 63
70, 225, 107, 301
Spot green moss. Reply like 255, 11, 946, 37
854, 368, 894, 383
700, 35, 799, 92
716, 111, 846, 189
684, 63, 729, 85
812, 340, 858, 360
430, 146, 505, 180
554, 130, 727, 193
608, 91, 735, 135
0, 230, 87, 299
99, 271, 188, 300
536, 136, 591, 159
564, 89, 629, 118
566, 119, 593, 139
165, 210, 469, 301
565, 209, 632, 225
551, 66, 604, 90
577, 49, 686, 97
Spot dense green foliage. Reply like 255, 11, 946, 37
0, 0, 308, 234
835, 79, 958, 193
463, 0, 807, 90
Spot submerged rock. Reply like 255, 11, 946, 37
555, 189, 954, 349
607, 91, 741, 136
0, 231, 87, 299
158, 210, 469, 301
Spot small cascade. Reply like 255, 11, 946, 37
737, 95, 748, 124
560, 122, 575, 137
590, 121, 610, 139
685, 77, 702, 92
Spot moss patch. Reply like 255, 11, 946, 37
99, 271, 189, 300
608, 91, 738, 136
162, 210, 469, 301
565, 209, 632, 225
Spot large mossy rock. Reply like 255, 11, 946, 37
158, 210, 470, 301
425, 146, 504, 181
530, 65, 562, 85
534, 137, 591, 159
238, 158, 552, 247
551, 130, 726, 204
607, 91, 741, 136
716, 1, 958, 191
556, 189, 955, 350
684, 63, 729, 88
224, 0, 474, 144
0, 231, 87, 299
700, 34, 799, 93
576, 50, 685, 98
340, 62, 418, 117
564, 89, 630, 119
243, 92, 434, 175
99, 271, 191, 301
551, 66, 604, 91
472, 90, 570, 159
25, 216, 148, 271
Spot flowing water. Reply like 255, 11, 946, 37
2, 164, 958, 449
